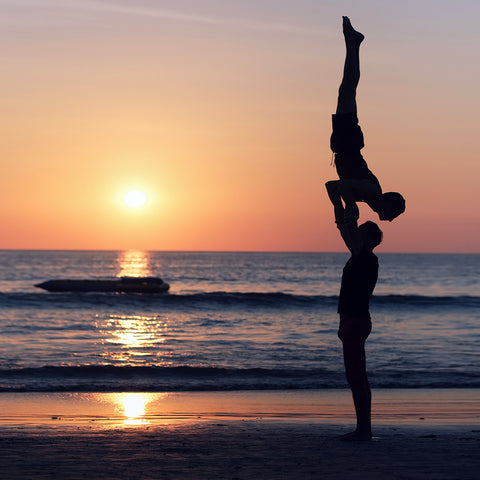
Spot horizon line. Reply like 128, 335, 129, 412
0, 248, 477, 255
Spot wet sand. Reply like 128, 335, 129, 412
1, 389, 479, 479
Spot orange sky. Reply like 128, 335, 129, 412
1, 0, 479, 252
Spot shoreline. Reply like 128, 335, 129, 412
1, 389, 479, 479
0, 388, 478, 428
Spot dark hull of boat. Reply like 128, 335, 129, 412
35, 277, 170, 294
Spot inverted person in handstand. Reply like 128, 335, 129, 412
326, 16, 405, 224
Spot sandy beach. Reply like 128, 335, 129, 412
2, 421, 479, 480
1, 389, 479, 479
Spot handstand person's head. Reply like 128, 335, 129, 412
377, 192, 406, 222
359, 221, 383, 250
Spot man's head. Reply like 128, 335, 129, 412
377, 192, 406, 221
359, 221, 383, 250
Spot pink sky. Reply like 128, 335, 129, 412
0, 0, 479, 252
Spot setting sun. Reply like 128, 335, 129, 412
124, 190, 147, 208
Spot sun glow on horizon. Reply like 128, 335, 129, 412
124, 190, 147, 208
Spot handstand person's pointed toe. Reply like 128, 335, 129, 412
342, 16, 365, 45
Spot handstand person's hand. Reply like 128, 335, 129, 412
325, 181, 341, 204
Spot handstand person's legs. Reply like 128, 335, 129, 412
331, 17, 365, 223
336, 16, 364, 115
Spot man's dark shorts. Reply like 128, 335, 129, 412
330, 112, 365, 154
338, 313, 372, 343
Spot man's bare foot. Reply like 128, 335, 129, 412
339, 430, 372, 442
342, 16, 364, 46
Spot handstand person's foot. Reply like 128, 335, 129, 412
342, 16, 364, 46
339, 430, 372, 442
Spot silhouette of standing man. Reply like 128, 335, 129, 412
326, 17, 386, 441
327, 182, 381, 441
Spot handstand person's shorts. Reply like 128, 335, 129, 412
330, 112, 365, 154
329, 112, 380, 185
338, 313, 372, 343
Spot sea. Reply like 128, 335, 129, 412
0, 250, 478, 392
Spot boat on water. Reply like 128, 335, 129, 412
35, 276, 170, 294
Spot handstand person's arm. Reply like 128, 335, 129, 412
337, 180, 360, 224
326, 182, 364, 254
327, 179, 362, 225
326, 181, 344, 222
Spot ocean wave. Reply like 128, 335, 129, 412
372, 294, 480, 308
0, 365, 478, 392
0, 291, 478, 310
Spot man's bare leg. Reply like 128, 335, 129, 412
339, 340, 372, 441
340, 387, 372, 441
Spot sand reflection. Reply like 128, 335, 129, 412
117, 393, 153, 425
117, 250, 152, 278
95, 393, 167, 426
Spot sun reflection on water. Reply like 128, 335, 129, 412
107, 314, 166, 348
97, 314, 169, 365
117, 250, 152, 278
